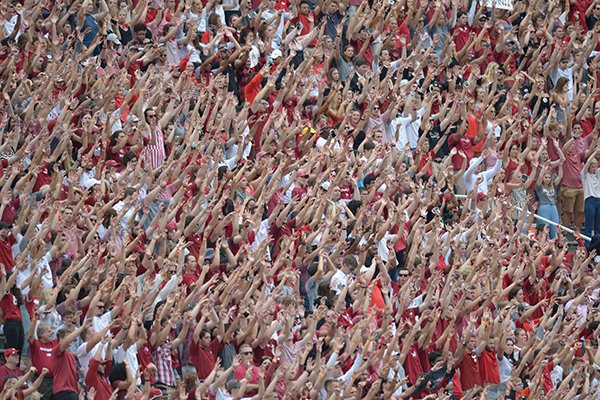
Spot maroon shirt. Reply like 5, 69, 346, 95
51, 344, 79, 394
190, 338, 222, 379
30, 338, 57, 376
0, 365, 23, 391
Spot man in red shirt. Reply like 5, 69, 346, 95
0, 222, 17, 271
479, 336, 501, 392
451, 11, 472, 51
457, 335, 484, 391
0, 348, 23, 391
52, 320, 90, 400
85, 337, 114, 400
28, 322, 56, 400
191, 328, 223, 380
233, 344, 260, 395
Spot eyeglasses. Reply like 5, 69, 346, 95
398, 274, 409, 278
242, 351, 253, 355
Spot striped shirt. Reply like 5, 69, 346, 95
153, 342, 175, 387
145, 127, 166, 169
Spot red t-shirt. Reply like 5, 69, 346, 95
0, 292, 22, 320
30, 339, 57, 376
451, 24, 472, 51
0, 233, 16, 271
448, 134, 475, 170
402, 344, 423, 385
459, 351, 482, 390
0, 365, 23, 391
1, 197, 19, 225
51, 344, 79, 394
85, 359, 113, 400
479, 349, 500, 385
190, 338, 222, 379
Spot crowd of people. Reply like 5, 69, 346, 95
0, 0, 599, 398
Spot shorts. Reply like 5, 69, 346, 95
560, 187, 584, 213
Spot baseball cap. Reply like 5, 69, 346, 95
4, 348, 19, 357
105, 160, 120, 167
271, 49, 283, 59
107, 33, 122, 46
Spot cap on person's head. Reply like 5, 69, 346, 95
4, 348, 19, 358
0, 221, 12, 230
226, 380, 242, 391
399, 79, 409, 88
271, 49, 283, 60
204, 248, 216, 261
298, 172, 309, 178
105, 160, 120, 167
518, 302, 531, 312
84, 178, 102, 189
479, 12, 489, 21
320, 181, 331, 191
107, 33, 122, 46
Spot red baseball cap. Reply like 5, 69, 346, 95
105, 160, 120, 167
4, 348, 19, 357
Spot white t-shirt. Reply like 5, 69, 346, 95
92, 312, 112, 334
582, 169, 600, 199
115, 343, 140, 385
77, 342, 106, 377
330, 270, 349, 294
391, 107, 425, 150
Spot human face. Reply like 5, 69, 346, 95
84, 0, 94, 14
371, 103, 380, 116
40, 327, 54, 343
572, 123, 583, 138
300, 3, 309, 14
516, 289, 524, 303
5, 353, 18, 367
458, 14, 468, 26
343, 46, 354, 59
118, 9, 127, 22
330, 68, 339, 81
543, 173, 552, 186
146, 110, 158, 124
136, 29, 146, 42
332, 186, 341, 201
327, 2, 338, 14
589, 159, 599, 174
63, 208, 74, 224
201, 332, 212, 347
467, 336, 477, 351
96, 302, 106, 316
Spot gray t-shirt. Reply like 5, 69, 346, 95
535, 183, 557, 205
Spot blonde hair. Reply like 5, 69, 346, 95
483, 62, 499, 84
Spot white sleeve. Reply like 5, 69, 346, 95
154, 275, 179, 305
467, 0, 477, 27
340, 353, 364, 384
464, 156, 483, 191
482, 158, 503, 182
